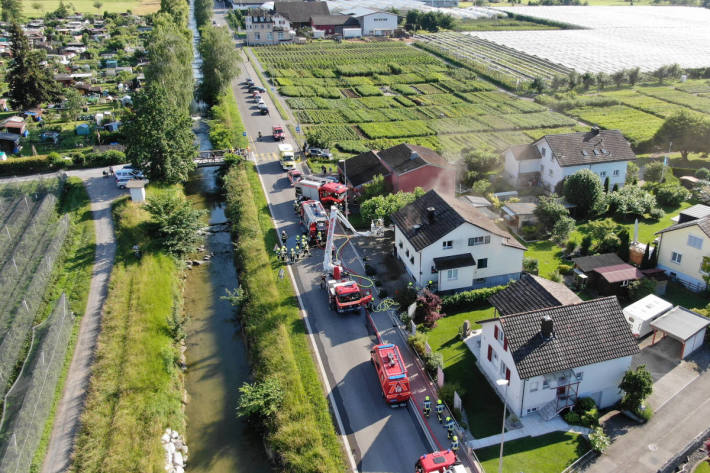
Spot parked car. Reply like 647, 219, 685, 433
249, 85, 266, 93
307, 148, 333, 160
288, 169, 303, 185
245, 78, 254, 85
258, 103, 269, 115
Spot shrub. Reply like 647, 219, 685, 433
521, 224, 538, 240
649, 208, 665, 220
440, 285, 508, 312
145, 193, 206, 256
580, 407, 600, 427
644, 161, 665, 183
549, 270, 562, 283
565, 240, 577, 255
552, 216, 575, 244
563, 411, 581, 425
620, 365, 653, 412
588, 427, 611, 453
695, 167, 710, 180
523, 257, 539, 275
607, 186, 656, 219
408, 332, 428, 358
438, 382, 464, 412
425, 352, 443, 378
558, 263, 574, 275
575, 397, 597, 413
414, 289, 444, 328
655, 185, 691, 207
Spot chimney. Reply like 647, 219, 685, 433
410, 151, 420, 160
591, 126, 600, 136
541, 315, 554, 339
426, 207, 436, 224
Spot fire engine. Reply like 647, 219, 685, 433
370, 343, 411, 407
299, 200, 328, 241
295, 179, 347, 209
321, 207, 381, 313
272, 125, 285, 141
415, 451, 466, 473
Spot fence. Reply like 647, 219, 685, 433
0, 293, 74, 473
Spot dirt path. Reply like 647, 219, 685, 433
40, 168, 122, 473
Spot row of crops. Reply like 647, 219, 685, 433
0, 180, 73, 472
252, 41, 580, 159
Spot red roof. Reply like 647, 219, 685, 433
593, 264, 643, 283
373, 344, 406, 380
418, 450, 457, 472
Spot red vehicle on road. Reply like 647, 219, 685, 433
295, 179, 347, 209
287, 169, 303, 186
272, 125, 285, 141
371, 343, 410, 407
415, 451, 465, 473
299, 200, 328, 241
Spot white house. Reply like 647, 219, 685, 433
358, 11, 398, 36
655, 214, 710, 292
503, 128, 637, 192
390, 189, 525, 291
478, 297, 639, 419
245, 8, 295, 45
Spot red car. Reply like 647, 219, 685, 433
272, 125, 285, 141
288, 169, 303, 185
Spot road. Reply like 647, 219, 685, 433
212, 8, 448, 473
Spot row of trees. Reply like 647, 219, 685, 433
404, 10, 454, 32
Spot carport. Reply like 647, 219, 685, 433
650, 306, 710, 359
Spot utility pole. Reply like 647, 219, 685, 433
339, 159, 348, 217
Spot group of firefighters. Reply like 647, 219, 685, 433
276, 230, 314, 264
422, 395, 460, 453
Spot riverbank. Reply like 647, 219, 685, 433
223, 162, 345, 473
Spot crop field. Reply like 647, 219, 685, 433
566, 105, 663, 146
253, 42, 583, 160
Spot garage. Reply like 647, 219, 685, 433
649, 306, 710, 359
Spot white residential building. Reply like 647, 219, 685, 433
503, 128, 637, 192
245, 9, 295, 45
391, 189, 525, 291
478, 297, 639, 419
655, 211, 710, 292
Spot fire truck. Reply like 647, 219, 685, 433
321, 207, 381, 313
295, 179, 347, 209
415, 451, 466, 473
272, 125, 285, 141
370, 343, 411, 407
299, 200, 328, 241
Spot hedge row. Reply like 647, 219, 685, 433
441, 284, 508, 313
209, 88, 248, 150
0, 150, 125, 177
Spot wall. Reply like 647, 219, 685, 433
479, 321, 526, 416
396, 165, 456, 195
360, 13, 397, 36
684, 328, 706, 358
657, 225, 709, 291
394, 224, 421, 283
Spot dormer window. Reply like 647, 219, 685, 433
582, 150, 589, 157
593, 149, 600, 156
602, 149, 609, 155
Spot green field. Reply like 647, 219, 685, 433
24, 0, 159, 15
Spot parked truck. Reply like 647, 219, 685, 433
279, 143, 295, 170
371, 343, 411, 407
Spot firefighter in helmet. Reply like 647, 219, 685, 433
290, 247, 296, 264
451, 435, 459, 453
436, 399, 444, 422
281, 230, 288, 244
446, 416, 455, 439
423, 396, 431, 417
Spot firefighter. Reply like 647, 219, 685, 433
446, 416, 455, 439
317, 231, 323, 245
436, 399, 444, 422
281, 230, 288, 244
290, 247, 296, 264
423, 396, 431, 417
451, 435, 459, 453
426, 280, 433, 290
303, 238, 311, 256
280, 245, 287, 262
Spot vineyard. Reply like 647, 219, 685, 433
252, 41, 580, 160
0, 179, 74, 472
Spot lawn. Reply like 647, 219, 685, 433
424, 305, 505, 438
695, 459, 710, 473
664, 282, 709, 312
24, 0, 159, 15
476, 431, 590, 473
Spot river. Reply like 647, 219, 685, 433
182, 1, 271, 471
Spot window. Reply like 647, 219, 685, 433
468, 236, 490, 246
529, 381, 539, 392
575, 371, 584, 381
543, 379, 549, 389
255, 32, 260, 39
487, 345, 492, 361
541, 165, 545, 175
621, 280, 629, 287
541, 147, 547, 157
506, 368, 511, 381
442, 240, 453, 250
613, 169, 620, 176
671, 251, 682, 264
549, 169, 553, 177
398, 241, 403, 249
431, 266, 438, 274
499, 362, 506, 378
600, 171, 607, 177
409, 256, 414, 265
447, 269, 458, 280
478, 258, 488, 269
688, 235, 703, 250
405, 249, 409, 257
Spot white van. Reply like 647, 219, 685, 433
623, 294, 673, 337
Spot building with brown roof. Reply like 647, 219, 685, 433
489, 273, 582, 316
274, 1, 330, 28
503, 128, 637, 192
310, 15, 359, 35
391, 189, 525, 291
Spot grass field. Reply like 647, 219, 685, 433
695, 459, 710, 473
453, 17, 559, 31
476, 431, 590, 473
24, 0, 159, 15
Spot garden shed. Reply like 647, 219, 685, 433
0, 133, 21, 154
591, 263, 644, 296
75, 123, 90, 136
502, 202, 538, 232
650, 306, 709, 359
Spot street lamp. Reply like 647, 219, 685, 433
496, 378, 510, 473
339, 159, 348, 217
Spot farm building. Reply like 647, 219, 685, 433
310, 15, 360, 36
391, 189, 525, 291
358, 11, 398, 36
655, 214, 710, 292
489, 272, 582, 316
478, 297, 639, 419
504, 128, 636, 192
649, 306, 709, 359
274, 1, 330, 28
338, 143, 456, 195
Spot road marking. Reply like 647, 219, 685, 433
251, 159, 359, 473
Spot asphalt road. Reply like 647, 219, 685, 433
214, 11, 438, 473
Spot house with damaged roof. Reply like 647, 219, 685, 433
503, 128, 637, 192
478, 297, 639, 420
391, 189, 525, 291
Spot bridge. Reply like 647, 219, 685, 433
194, 149, 248, 167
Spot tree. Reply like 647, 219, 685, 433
655, 185, 691, 207
628, 278, 656, 301
619, 365, 653, 412
361, 174, 387, 201
124, 83, 197, 183
640, 241, 652, 269
160, 0, 188, 27
604, 176, 610, 193
643, 161, 665, 183
405, 10, 420, 29
195, 0, 213, 27
414, 289, 444, 328
596, 72, 610, 90
551, 216, 575, 244
198, 26, 241, 105
563, 169, 604, 218
652, 65, 669, 84
626, 161, 639, 184
653, 110, 710, 162
530, 77, 545, 94
580, 234, 593, 255
6, 23, 59, 110
649, 241, 659, 267
471, 179, 491, 195
52, 0, 70, 17
463, 148, 499, 174
627, 67, 641, 86
1, 0, 22, 22
567, 70, 580, 89
581, 72, 595, 90
61, 87, 84, 121
237, 377, 284, 421
611, 70, 626, 88
607, 186, 656, 219
617, 228, 630, 261
550, 75, 565, 92
523, 257, 539, 274
93, 1, 103, 14
360, 190, 424, 224
145, 193, 205, 255
534, 194, 569, 232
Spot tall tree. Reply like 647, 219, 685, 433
198, 26, 241, 105
534, 194, 570, 232
6, 23, 58, 110
194, 0, 213, 28
160, 0, 188, 27
124, 83, 196, 183
653, 110, 710, 162
563, 169, 604, 218
1, 0, 22, 23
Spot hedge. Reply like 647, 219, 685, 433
209, 87, 248, 150
0, 150, 125, 177
441, 284, 508, 313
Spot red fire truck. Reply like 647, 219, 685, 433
415, 451, 466, 473
370, 343, 411, 407
299, 200, 328, 240
272, 125, 285, 141
295, 179, 347, 209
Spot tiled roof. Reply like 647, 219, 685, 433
310, 14, 358, 26
593, 264, 644, 283
572, 253, 624, 273
484, 296, 639, 379
391, 189, 526, 252
338, 151, 388, 188
274, 1, 329, 23
656, 215, 710, 239
489, 273, 581, 315
433, 253, 475, 271
378, 143, 449, 174
542, 129, 636, 167
507, 143, 541, 161
503, 202, 537, 216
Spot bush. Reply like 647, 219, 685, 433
565, 240, 577, 255
575, 397, 597, 413
580, 407, 599, 427
549, 270, 562, 283
655, 185, 691, 207
440, 285, 508, 312
521, 224, 539, 240
425, 352, 443, 378
438, 382, 464, 413
695, 167, 710, 180
523, 257, 539, 275
644, 161, 665, 183
558, 263, 574, 275
580, 234, 593, 255
588, 427, 611, 453
563, 411, 581, 425
145, 194, 206, 256
607, 186, 656, 219
649, 208, 665, 220
408, 332, 428, 358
